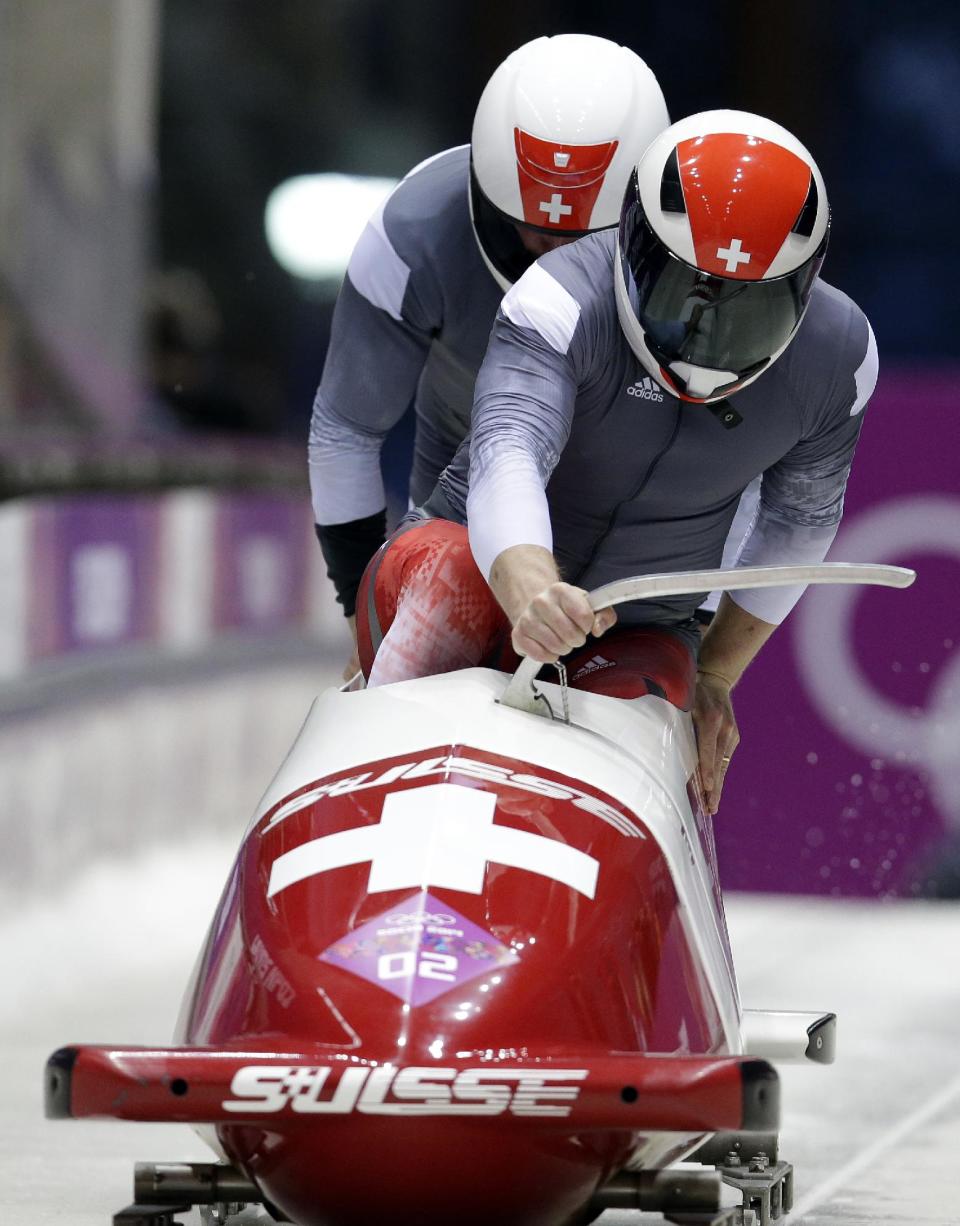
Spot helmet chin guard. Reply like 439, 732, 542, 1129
614, 268, 749, 404
615, 110, 830, 402
470, 34, 669, 289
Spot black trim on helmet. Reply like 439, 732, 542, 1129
469, 163, 535, 285
619, 169, 829, 380
792, 175, 819, 237
660, 148, 686, 214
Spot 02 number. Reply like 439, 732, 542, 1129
377, 951, 458, 983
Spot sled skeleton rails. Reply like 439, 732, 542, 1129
45, 563, 915, 1226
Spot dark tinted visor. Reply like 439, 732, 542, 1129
470, 162, 536, 285
621, 203, 825, 375
469, 160, 595, 286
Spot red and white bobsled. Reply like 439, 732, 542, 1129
45, 564, 914, 1226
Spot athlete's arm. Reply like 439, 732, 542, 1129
724, 318, 878, 623
310, 203, 438, 620
689, 596, 775, 814
695, 312, 878, 813
465, 264, 613, 655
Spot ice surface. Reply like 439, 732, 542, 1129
711, 898, 960, 1226
2, 845, 959, 1223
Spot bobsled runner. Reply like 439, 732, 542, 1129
45, 563, 914, 1226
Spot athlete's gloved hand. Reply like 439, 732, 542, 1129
693, 669, 740, 815
511, 583, 617, 664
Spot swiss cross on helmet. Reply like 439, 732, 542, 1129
470, 34, 670, 291
615, 110, 830, 404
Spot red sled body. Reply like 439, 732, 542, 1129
48, 614, 849, 1224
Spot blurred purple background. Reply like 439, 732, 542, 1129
718, 371, 960, 898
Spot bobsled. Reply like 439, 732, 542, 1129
45, 563, 914, 1226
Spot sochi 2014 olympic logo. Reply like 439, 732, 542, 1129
794, 496, 960, 829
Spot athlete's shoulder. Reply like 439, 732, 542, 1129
381, 145, 472, 262
780, 278, 878, 423
538, 230, 616, 312
345, 146, 472, 328
801, 279, 874, 364
499, 231, 618, 358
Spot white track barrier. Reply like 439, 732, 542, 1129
0, 662, 339, 912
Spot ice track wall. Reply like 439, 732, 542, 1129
0, 488, 339, 676
0, 664, 334, 910
0, 487, 343, 911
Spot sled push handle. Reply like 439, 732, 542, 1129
500, 562, 916, 716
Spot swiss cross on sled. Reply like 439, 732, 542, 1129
259, 748, 647, 1003
266, 782, 601, 900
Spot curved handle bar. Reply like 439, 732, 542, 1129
500, 562, 916, 716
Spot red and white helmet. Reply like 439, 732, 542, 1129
471, 34, 669, 290
615, 110, 830, 403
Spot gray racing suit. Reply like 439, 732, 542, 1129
430, 230, 878, 629
309, 145, 505, 614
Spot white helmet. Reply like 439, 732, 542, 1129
615, 110, 830, 403
470, 34, 670, 290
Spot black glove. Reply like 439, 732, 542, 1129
315, 509, 387, 618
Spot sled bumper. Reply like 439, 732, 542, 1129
46, 1045, 778, 1132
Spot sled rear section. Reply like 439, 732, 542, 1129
47, 668, 768, 1226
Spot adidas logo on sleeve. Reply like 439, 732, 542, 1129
626, 376, 665, 402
